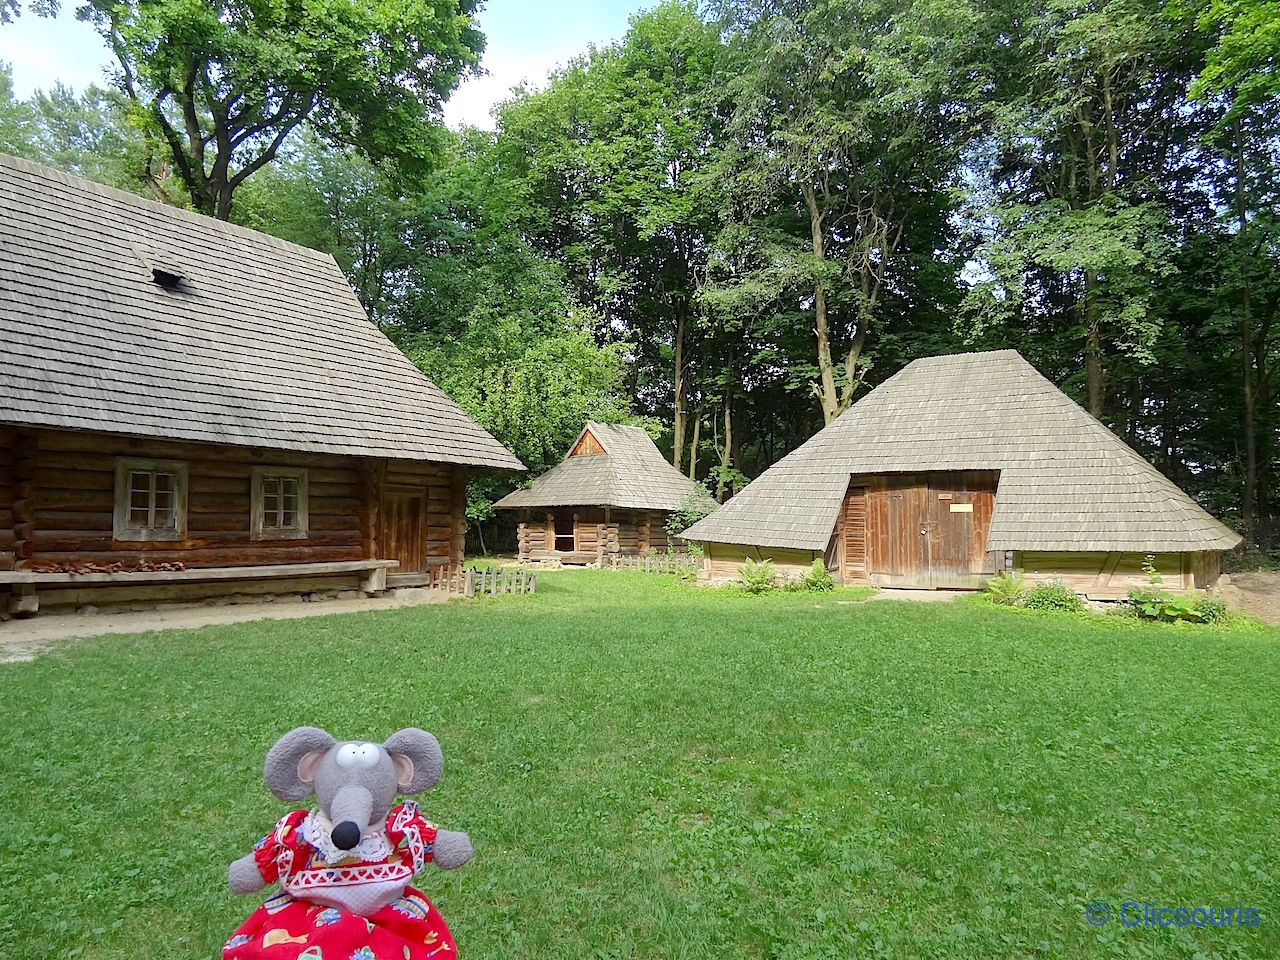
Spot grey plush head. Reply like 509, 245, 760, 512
261, 726, 445, 851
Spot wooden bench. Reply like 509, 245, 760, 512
1, 559, 399, 615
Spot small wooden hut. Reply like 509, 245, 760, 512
681, 351, 1241, 597
0, 154, 522, 615
495, 423, 715, 564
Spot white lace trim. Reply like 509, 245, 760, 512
299, 810, 394, 864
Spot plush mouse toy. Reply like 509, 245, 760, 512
222, 726, 472, 960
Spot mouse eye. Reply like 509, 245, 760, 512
354, 743, 380, 768
335, 743, 362, 768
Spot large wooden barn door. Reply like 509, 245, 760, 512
840, 484, 868, 581
865, 472, 999, 587
381, 488, 426, 574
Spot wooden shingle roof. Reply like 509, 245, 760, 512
681, 350, 1241, 553
494, 422, 716, 512
0, 154, 523, 470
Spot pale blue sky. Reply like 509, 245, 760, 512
0, 0, 652, 128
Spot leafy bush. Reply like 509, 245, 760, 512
983, 570, 1027, 606
1024, 580, 1085, 613
802, 559, 837, 592
1196, 596, 1230, 624
1127, 555, 1229, 624
665, 483, 717, 540
737, 557, 777, 594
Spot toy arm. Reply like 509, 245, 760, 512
228, 852, 268, 894
432, 829, 472, 870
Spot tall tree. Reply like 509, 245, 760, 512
710, 0, 978, 424
60, 0, 485, 219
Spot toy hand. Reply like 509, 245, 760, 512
228, 853, 267, 894
433, 829, 472, 870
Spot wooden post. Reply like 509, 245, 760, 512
449, 465, 467, 566
357, 459, 380, 560
545, 513, 554, 552
639, 512, 650, 556
12, 431, 37, 572
464, 568, 475, 598
360, 566, 387, 593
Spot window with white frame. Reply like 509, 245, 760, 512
113, 458, 188, 541
252, 466, 309, 540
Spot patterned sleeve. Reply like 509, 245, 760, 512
386, 801, 438, 873
251, 809, 309, 885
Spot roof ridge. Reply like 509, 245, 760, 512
0, 153, 337, 267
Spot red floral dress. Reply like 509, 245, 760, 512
223, 801, 457, 960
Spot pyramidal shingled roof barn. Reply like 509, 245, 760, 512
681, 350, 1239, 598
0, 153, 522, 615
496, 422, 715, 564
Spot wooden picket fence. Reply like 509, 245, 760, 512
607, 553, 698, 577
426, 564, 535, 597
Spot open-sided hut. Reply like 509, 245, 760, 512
0, 155, 522, 615
681, 350, 1240, 597
495, 422, 715, 564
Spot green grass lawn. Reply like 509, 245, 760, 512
1, 572, 1278, 960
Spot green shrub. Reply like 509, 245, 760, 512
1024, 580, 1085, 613
1127, 555, 1229, 624
983, 570, 1027, 606
802, 559, 837, 592
737, 557, 777, 594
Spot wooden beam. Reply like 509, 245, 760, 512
0, 559, 398, 585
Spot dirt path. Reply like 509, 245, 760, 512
0, 590, 448, 664
1218, 571, 1280, 625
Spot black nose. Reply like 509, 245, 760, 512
331, 821, 361, 850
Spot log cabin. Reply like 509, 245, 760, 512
495, 422, 716, 564
680, 350, 1241, 598
0, 154, 523, 616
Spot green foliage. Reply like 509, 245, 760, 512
736, 557, 778, 594
983, 569, 1028, 606
1024, 580, 1086, 613
1127, 556, 1233, 623
76, 0, 484, 215
664, 483, 718, 539
801, 558, 837, 592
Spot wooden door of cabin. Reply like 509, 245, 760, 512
381, 488, 426, 574
865, 472, 998, 587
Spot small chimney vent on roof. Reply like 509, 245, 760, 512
152, 266, 183, 290
133, 246, 187, 291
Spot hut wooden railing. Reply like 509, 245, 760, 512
425, 564, 536, 597
606, 553, 698, 576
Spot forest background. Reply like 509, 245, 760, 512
0, 0, 1276, 561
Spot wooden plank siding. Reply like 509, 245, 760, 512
1015, 550, 1212, 599
700, 543, 819, 583
569, 430, 605, 457
4, 427, 469, 605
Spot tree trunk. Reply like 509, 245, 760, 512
716, 401, 734, 502
1235, 121, 1257, 542
1084, 271, 1105, 417
688, 404, 702, 481
672, 300, 687, 470
802, 182, 840, 424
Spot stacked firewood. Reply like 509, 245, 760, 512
29, 559, 187, 574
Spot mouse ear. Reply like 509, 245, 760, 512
382, 728, 443, 795
263, 727, 335, 802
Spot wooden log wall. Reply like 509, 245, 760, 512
699, 543, 819, 582
0, 426, 15, 571
27, 429, 368, 568
1015, 551, 1203, 598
